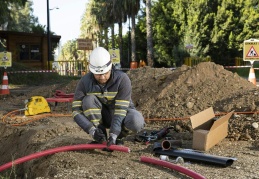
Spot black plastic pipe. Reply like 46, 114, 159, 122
162, 139, 182, 150
153, 143, 236, 167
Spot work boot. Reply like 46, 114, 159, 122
117, 126, 130, 139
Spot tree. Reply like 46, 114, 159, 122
0, 0, 44, 33
7, 1, 40, 32
0, 0, 27, 27
110, 0, 128, 67
125, 0, 141, 63
146, 0, 154, 67
138, 0, 259, 66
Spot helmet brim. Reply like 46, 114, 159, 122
89, 63, 112, 74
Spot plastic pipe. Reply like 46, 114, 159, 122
0, 144, 130, 172
162, 139, 182, 150
154, 148, 237, 167
140, 156, 206, 179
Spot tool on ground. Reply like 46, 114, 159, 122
135, 127, 173, 144
160, 155, 185, 164
24, 96, 51, 116
54, 90, 74, 98
46, 90, 74, 111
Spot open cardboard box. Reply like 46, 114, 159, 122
190, 107, 234, 151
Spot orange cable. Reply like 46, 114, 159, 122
145, 111, 259, 121
1, 109, 71, 126
3, 109, 259, 125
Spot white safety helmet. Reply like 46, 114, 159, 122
89, 47, 112, 74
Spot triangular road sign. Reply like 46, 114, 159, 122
246, 46, 259, 57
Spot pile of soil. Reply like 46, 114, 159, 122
0, 62, 259, 179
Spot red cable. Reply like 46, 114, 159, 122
140, 156, 206, 179
0, 144, 130, 172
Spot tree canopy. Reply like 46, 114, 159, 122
0, 0, 44, 33
140, 0, 259, 66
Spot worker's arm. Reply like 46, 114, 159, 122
72, 77, 94, 133
109, 73, 131, 136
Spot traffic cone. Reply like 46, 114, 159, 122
0, 72, 10, 95
248, 67, 256, 85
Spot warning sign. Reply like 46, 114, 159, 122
243, 38, 259, 61
109, 49, 120, 64
246, 46, 258, 57
77, 38, 93, 50
0, 51, 12, 67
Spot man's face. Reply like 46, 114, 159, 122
93, 70, 111, 85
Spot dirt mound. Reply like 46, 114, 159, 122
0, 62, 259, 178
128, 62, 259, 141
128, 62, 257, 118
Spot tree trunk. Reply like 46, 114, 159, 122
111, 24, 115, 49
104, 28, 109, 49
118, 22, 124, 67
146, 0, 154, 67
131, 14, 136, 62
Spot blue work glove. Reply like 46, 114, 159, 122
89, 127, 107, 143
107, 133, 118, 147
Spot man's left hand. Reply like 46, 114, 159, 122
107, 133, 117, 147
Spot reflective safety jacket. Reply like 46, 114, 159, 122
72, 69, 134, 135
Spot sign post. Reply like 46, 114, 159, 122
243, 38, 259, 85
243, 38, 259, 64
77, 38, 93, 51
0, 51, 12, 69
77, 38, 93, 73
109, 49, 120, 69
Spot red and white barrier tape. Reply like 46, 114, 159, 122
224, 66, 250, 68
224, 66, 259, 70
7, 70, 58, 74
5, 66, 257, 74
5, 69, 133, 74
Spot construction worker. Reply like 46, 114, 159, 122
72, 47, 145, 146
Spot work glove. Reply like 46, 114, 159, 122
89, 127, 107, 143
107, 133, 118, 147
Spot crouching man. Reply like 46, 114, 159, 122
72, 47, 145, 146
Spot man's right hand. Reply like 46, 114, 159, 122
89, 127, 107, 143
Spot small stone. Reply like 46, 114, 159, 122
186, 101, 194, 109
235, 166, 241, 169
252, 122, 258, 129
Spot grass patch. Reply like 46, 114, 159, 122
0, 62, 80, 86
231, 61, 259, 78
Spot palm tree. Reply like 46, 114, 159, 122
90, 0, 111, 49
146, 0, 154, 67
127, 0, 141, 64
111, 0, 128, 66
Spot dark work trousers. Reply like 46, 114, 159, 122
82, 95, 145, 134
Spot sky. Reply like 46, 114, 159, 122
31, 0, 88, 45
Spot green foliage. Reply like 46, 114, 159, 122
136, 0, 259, 67
75, 0, 259, 68
0, 0, 46, 52
0, 0, 44, 33
0, 0, 27, 26
59, 40, 80, 61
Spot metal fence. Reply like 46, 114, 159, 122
52, 60, 88, 77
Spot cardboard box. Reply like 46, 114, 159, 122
190, 107, 234, 151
